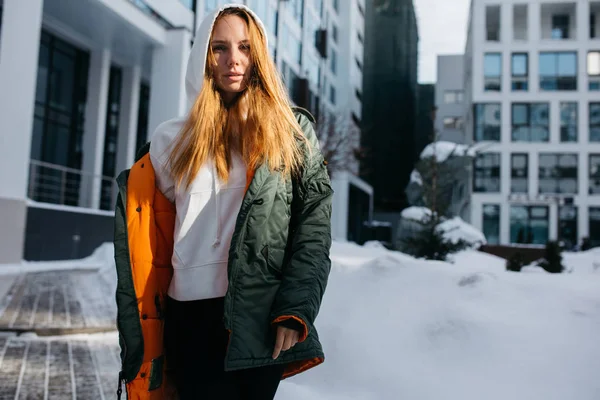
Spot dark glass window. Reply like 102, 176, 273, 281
538, 153, 578, 194
588, 51, 600, 91
511, 153, 528, 193
551, 14, 570, 39
511, 53, 528, 91
136, 83, 151, 155
357, 2, 365, 18
29, 31, 90, 205
484, 53, 502, 91
331, 24, 338, 43
510, 206, 549, 245
482, 204, 500, 245
589, 207, 600, 248
329, 85, 336, 105
560, 102, 578, 142
539, 52, 577, 90
590, 103, 600, 142
330, 47, 337, 74
474, 103, 501, 141
559, 206, 577, 250
100, 67, 123, 210
511, 103, 549, 142
589, 154, 600, 194
474, 153, 501, 193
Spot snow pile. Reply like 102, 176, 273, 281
277, 242, 600, 400
420, 141, 477, 162
563, 248, 600, 274
400, 207, 486, 248
437, 216, 487, 246
400, 206, 432, 222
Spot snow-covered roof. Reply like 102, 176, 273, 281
420, 141, 477, 162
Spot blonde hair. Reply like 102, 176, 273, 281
166, 7, 307, 189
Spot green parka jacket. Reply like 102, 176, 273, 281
113, 108, 333, 399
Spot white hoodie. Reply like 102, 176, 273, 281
149, 4, 268, 302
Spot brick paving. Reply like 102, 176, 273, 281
0, 270, 116, 334
0, 268, 120, 399
0, 334, 121, 400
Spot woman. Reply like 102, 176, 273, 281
113, 4, 333, 400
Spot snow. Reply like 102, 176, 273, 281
279, 242, 600, 400
400, 206, 432, 222
410, 169, 422, 185
437, 216, 487, 246
420, 141, 477, 162
11, 240, 600, 399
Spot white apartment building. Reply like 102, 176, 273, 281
465, 0, 600, 248
0, 0, 369, 263
436, 54, 467, 144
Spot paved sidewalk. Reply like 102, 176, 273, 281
0, 333, 120, 399
0, 267, 121, 399
0, 270, 117, 334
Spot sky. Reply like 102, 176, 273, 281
413, 0, 471, 83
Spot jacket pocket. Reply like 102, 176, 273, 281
261, 245, 282, 274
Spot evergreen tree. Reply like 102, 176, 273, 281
538, 241, 564, 274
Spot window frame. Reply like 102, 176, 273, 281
539, 51, 578, 91
510, 153, 528, 194
511, 52, 529, 91
511, 102, 550, 142
538, 153, 579, 195
484, 52, 502, 91
473, 152, 501, 193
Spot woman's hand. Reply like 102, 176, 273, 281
272, 326, 300, 359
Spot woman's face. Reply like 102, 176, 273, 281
210, 14, 252, 103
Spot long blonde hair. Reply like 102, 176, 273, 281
166, 7, 306, 189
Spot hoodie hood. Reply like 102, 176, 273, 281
184, 3, 268, 110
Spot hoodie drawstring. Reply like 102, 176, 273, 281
212, 163, 222, 248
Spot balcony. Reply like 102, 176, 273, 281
541, 3, 576, 40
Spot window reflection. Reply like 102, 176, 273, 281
510, 206, 548, 245
482, 204, 500, 245
560, 102, 577, 142
511, 103, 549, 142
474, 153, 501, 193
538, 153, 578, 194
539, 52, 577, 90
484, 53, 502, 91
474, 103, 501, 141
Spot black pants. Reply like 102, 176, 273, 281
165, 296, 284, 400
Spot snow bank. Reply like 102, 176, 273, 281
279, 242, 600, 400
410, 169, 422, 185
420, 141, 476, 162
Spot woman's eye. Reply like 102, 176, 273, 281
213, 45, 226, 51
240, 44, 250, 51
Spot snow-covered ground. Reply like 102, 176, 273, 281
277, 242, 600, 400
3, 241, 599, 399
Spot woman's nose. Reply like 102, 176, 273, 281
227, 49, 241, 66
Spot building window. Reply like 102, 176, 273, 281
332, 0, 339, 13
538, 153, 578, 194
330, 48, 337, 74
443, 90, 464, 104
484, 53, 502, 91
357, 1, 364, 18
539, 52, 577, 91
486, 5, 501, 41
590, 103, 600, 142
482, 204, 500, 245
474, 153, 501, 193
511, 53, 528, 91
588, 51, 600, 90
474, 103, 501, 141
329, 85, 336, 105
355, 57, 363, 71
100, 66, 123, 211
513, 4, 528, 41
511, 103, 549, 142
589, 154, 600, 194
551, 14, 570, 39
290, 0, 304, 25
136, 83, 151, 154
331, 24, 338, 43
589, 208, 600, 248
443, 117, 463, 130
29, 31, 90, 206
510, 206, 549, 245
559, 206, 578, 250
560, 102, 578, 142
355, 88, 362, 101
592, 13, 597, 39
357, 31, 364, 44
511, 153, 528, 193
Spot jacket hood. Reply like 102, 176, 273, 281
184, 3, 268, 109
149, 3, 268, 166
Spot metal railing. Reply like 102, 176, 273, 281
28, 160, 118, 210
